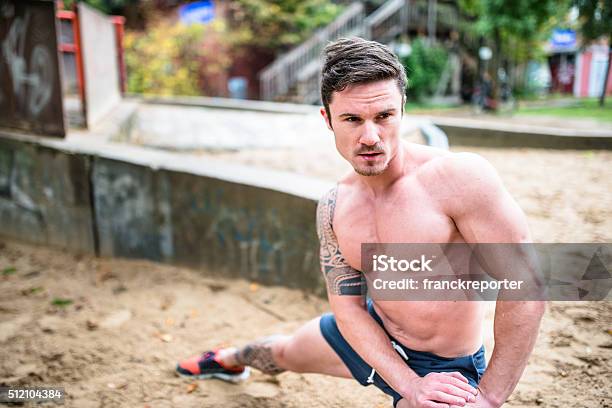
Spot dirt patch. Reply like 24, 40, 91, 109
1, 240, 611, 407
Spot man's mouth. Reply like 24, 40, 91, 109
357, 152, 384, 161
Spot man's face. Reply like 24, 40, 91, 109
321, 79, 403, 177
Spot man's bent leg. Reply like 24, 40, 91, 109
218, 317, 352, 378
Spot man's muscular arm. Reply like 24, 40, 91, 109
317, 187, 476, 407
443, 154, 546, 407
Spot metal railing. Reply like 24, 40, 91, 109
259, 0, 459, 103
259, 2, 366, 102
364, 0, 406, 44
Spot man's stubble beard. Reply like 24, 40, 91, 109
353, 159, 390, 176
350, 141, 390, 176
353, 152, 390, 177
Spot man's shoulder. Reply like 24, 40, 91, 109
417, 148, 497, 187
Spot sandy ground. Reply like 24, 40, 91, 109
0, 241, 611, 408
1, 142, 611, 407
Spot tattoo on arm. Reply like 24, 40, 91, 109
316, 187, 367, 297
235, 335, 286, 375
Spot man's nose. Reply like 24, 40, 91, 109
358, 121, 380, 146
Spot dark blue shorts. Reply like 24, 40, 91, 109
319, 300, 487, 407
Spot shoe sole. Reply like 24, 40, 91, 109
176, 366, 251, 383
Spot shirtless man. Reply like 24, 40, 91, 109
177, 37, 545, 407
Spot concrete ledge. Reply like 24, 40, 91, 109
431, 117, 612, 150
0, 125, 332, 293
127, 94, 320, 115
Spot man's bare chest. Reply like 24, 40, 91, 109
333, 187, 458, 270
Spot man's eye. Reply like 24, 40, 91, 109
346, 117, 360, 122
378, 113, 391, 120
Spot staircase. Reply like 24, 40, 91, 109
259, 0, 458, 104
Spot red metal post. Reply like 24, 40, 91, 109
71, 6, 86, 122
112, 16, 127, 94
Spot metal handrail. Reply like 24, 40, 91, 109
259, 2, 365, 101
259, 0, 459, 102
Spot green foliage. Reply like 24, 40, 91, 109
458, 0, 569, 64
62, 0, 132, 14
401, 39, 448, 101
460, 0, 562, 40
572, 0, 612, 42
2, 266, 16, 276
228, 0, 344, 50
51, 297, 73, 307
124, 20, 231, 96
517, 98, 612, 121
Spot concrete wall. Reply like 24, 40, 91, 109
0, 128, 327, 293
431, 118, 612, 150
91, 157, 322, 289
0, 137, 95, 252
439, 124, 612, 149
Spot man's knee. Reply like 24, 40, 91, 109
274, 334, 311, 373
269, 334, 293, 370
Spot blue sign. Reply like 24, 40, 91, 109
550, 29, 577, 51
179, 1, 215, 25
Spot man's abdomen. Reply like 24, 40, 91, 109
372, 300, 485, 358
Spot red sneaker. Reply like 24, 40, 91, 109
176, 350, 250, 383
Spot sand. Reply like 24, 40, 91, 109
1, 144, 611, 407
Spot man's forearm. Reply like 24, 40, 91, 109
478, 300, 545, 406
335, 304, 418, 396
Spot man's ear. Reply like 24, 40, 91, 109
320, 107, 333, 131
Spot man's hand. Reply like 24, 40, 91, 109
451, 389, 499, 408
398, 372, 478, 408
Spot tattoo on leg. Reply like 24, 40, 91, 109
235, 336, 286, 375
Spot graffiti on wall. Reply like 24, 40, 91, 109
0, 0, 65, 137
170, 175, 319, 287
92, 159, 174, 262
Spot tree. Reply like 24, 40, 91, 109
573, 0, 612, 106
401, 38, 448, 101
226, 0, 343, 52
458, 0, 568, 108
62, 0, 135, 14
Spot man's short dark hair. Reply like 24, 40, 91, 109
321, 37, 408, 126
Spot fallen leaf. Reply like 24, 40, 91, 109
86, 319, 98, 330
95, 264, 114, 285
21, 286, 44, 296
107, 382, 127, 390
159, 333, 173, 343
51, 298, 73, 307
186, 383, 198, 393
165, 318, 175, 326
2, 266, 17, 276
160, 295, 175, 311
208, 283, 227, 292
249, 283, 259, 292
